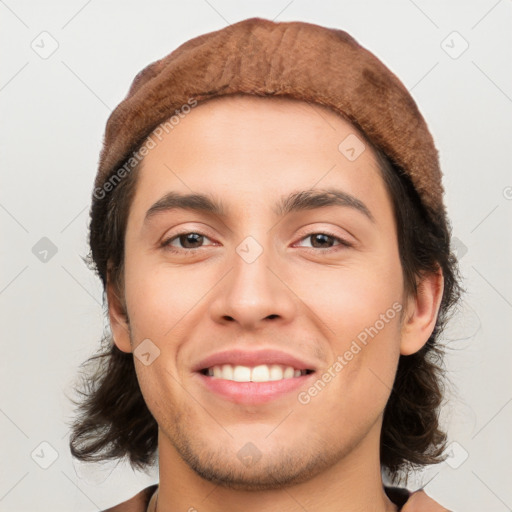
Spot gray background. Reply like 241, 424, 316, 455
1, 1, 511, 511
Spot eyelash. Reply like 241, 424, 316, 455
160, 230, 353, 255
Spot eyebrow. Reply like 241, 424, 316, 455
144, 188, 375, 224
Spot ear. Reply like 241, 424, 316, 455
400, 267, 444, 356
106, 270, 133, 353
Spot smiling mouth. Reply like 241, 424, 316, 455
200, 364, 315, 383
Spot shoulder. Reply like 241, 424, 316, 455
102, 484, 450, 512
402, 489, 452, 511
102, 484, 158, 512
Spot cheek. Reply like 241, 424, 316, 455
292, 250, 403, 416
292, 251, 403, 342
301, 307, 402, 435
133, 361, 187, 435
123, 253, 210, 341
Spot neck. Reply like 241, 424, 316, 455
155, 421, 398, 512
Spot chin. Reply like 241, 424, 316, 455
170, 426, 345, 491
186, 454, 332, 491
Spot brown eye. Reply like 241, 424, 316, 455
309, 233, 336, 248
162, 232, 213, 252
296, 232, 351, 251
177, 233, 204, 249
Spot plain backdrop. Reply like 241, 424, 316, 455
1, 1, 511, 511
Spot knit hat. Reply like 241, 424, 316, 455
92, 17, 446, 283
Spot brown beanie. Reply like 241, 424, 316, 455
93, 17, 446, 264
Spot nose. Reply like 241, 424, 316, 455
209, 240, 297, 330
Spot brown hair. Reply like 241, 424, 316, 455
68, 109, 462, 484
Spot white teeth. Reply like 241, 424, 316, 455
283, 366, 295, 379
233, 365, 251, 382
251, 365, 270, 382
206, 364, 308, 382
269, 364, 283, 381
221, 364, 233, 380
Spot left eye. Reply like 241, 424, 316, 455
295, 233, 351, 250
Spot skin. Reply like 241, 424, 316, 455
108, 95, 444, 512
403, 490, 451, 511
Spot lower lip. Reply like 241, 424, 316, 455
195, 372, 316, 404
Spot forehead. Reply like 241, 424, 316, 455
129, 95, 391, 224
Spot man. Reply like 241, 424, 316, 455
69, 18, 460, 511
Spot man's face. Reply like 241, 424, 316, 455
113, 95, 407, 489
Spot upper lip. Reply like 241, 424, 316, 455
193, 349, 318, 373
